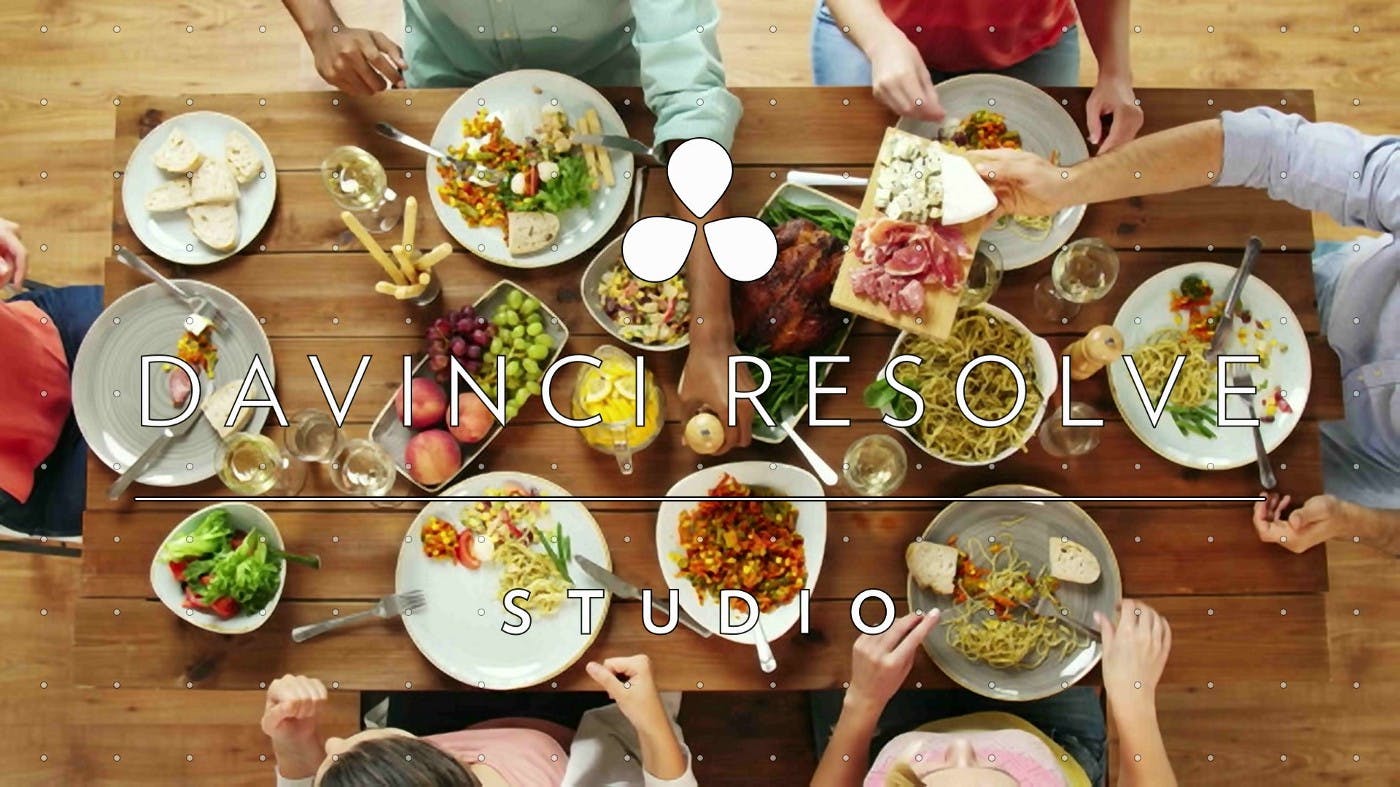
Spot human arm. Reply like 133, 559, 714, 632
0, 217, 29, 288
585, 655, 692, 783
1076, 0, 1143, 152
1094, 600, 1176, 787
631, 0, 743, 150
1252, 493, 1400, 556
811, 611, 939, 787
824, 0, 942, 120
260, 675, 329, 781
281, 0, 404, 95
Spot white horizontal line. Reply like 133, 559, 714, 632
134, 495, 1266, 503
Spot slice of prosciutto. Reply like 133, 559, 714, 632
848, 218, 969, 315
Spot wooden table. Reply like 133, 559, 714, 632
77, 87, 1330, 781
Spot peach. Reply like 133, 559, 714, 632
405, 429, 461, 487
395, 378, 447, 429
447, 394, 495, 444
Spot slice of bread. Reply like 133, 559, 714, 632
144, 179, 194, 213
224, 131, 264, 184
187, 204, 239, 252
506, 211, 560, 256
906, 541, 959, 595
191, 160, 239, 205
1049, 537, 1102, 584
153, 128, 204, 174
201, 381, 254, 439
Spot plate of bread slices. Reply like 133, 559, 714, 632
121, 111, 276, 265
905, 484, 1120, 701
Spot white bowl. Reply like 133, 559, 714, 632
881, 304, 1057, 466
149, 502, 287, 634
655, 461, 827, 644
580, 235, 690, 352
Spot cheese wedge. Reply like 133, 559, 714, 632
187, 203, 239, 252
154, 128, 204, 174
938, 152, 998, 226
145, 180, 195, 213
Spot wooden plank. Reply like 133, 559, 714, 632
86, 417, 1327, 513
81, 504, 1328, 601
72, 594, 1328, 692
98, 249, 1327, 338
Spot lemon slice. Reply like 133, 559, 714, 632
613, 376, 637, 400
582, 372, 612, 405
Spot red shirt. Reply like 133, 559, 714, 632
882, 0, 1079, 73
0, 301, 71, 502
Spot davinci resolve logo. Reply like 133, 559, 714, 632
620, 138, 779, 283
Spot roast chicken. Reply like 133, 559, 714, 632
732, 219, 847, 355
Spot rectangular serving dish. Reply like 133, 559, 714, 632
369, 279, 571, 493
748, 181, 859, 445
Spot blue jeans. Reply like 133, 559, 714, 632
811, 2, 1081, 87
809, 687, 1107, 785
0, 285, 103, 537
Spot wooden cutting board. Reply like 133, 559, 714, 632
828, 127, 987, 341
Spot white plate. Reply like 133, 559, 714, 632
149, 502, 286, 635
897, 74, 1088, 270
427, 70, 634, 268
655, 462, 827, 645
880, 304, 1057, 466
1108, 262, 1311, 470
120, 111, 277, 265
71, 280, 274, 486
396, 472, 612, 689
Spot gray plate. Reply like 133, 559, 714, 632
72, 281, 274, 486
370, 280, 569, 493
897, 73, 1089, 270
908, 485, 1121, 701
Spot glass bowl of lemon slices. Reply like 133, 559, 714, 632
570, 345, 665, 474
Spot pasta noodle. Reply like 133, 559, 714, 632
944, 535, 1088, 670
896, 312, 1043, 462
494, 538, 571, 614
993, 213, 1053, 241
1129, 329, 1214, 408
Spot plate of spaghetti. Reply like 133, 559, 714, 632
656, 462, 827, 645
396, 472, 612, 689
907, 485, 1120, 701
896, 74, 1089, 270
1108, 261, 1311, 470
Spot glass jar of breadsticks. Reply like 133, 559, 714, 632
340, 195, 444, 307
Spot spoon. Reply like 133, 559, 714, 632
753, 616, 778, 673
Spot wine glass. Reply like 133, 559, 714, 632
960, 241, 1005, 308
1038, 402, 1104, 457
216, 433, 307, 496
322, 145, 403, 234
842, 434, 908, 496
329, 438, 398, 506
284, 410, 345, 464
1033, 238, 1120, 324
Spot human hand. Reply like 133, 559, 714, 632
845, 611, 939, 717
868, 30, 943, 122
1252, 492, 1346, 553
307, 27, 405, 95
0, 217, 29, 288
965, 149, 1069, 219
586, 654, 671, 731
260, 674, 328, 744
679, 331, 754, 454
1085, 74, 1143, 153
1095, 600, 1170, 707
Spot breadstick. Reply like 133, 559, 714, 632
402, 196, 418, 249
375, 280, 429, 300
413, 242, 452, 271
341, 211, 407, 285
585, 109, 615, 187
574, 113, 599, 184
390, 244, 418, 282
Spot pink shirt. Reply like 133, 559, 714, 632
426, 724, 571, 785
0, 301, 71, 502
882, 0, 1079, 73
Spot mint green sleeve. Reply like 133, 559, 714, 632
631, 0, 744, 151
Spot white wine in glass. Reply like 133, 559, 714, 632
285, 410, 345, 464
959, 242, 1005, 308
322, 146, 401, 233
217, 433, 307, 496
842, 434, 908, 496
1034, 238, 1120, 323
330, 439, 396, 498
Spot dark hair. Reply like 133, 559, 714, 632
319, 736, 481, 787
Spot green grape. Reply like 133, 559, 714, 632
491, 311, 509, 327
505, 290, 524, 310
489, 336, 504, 354
520, 297, 540, 316
512, 388, 530, 405
506, 360, 521, 378
511, 325, 526, 339
526, 311, 543, 325
505, 402, 519, 420
534, 333, 554, 349
526, 344, 549, 360
522, 358, 540, 375
525, 322, 544, 337
504, 310, 520, 327
524, 380, 542, 395
512, 337, 529, 352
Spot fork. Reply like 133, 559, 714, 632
373, 122, 507, 185
115, 246, 225, 327
1230, 366, 1277, 489
290, 590, 427, 643
1020, 595, 1102, 642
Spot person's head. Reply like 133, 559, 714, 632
885, 738, 1018, 787
316, 728, 481, 787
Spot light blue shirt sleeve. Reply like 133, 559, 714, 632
1216, 106, 1400, 234
632, 0, 744, 150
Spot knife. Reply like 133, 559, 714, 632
106, 377, 209, 500
572, 133, 661, 162
574, 556, 712, 638
1205, 236, 1263, 362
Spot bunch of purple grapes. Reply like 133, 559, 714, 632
427, 304, 496, 382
